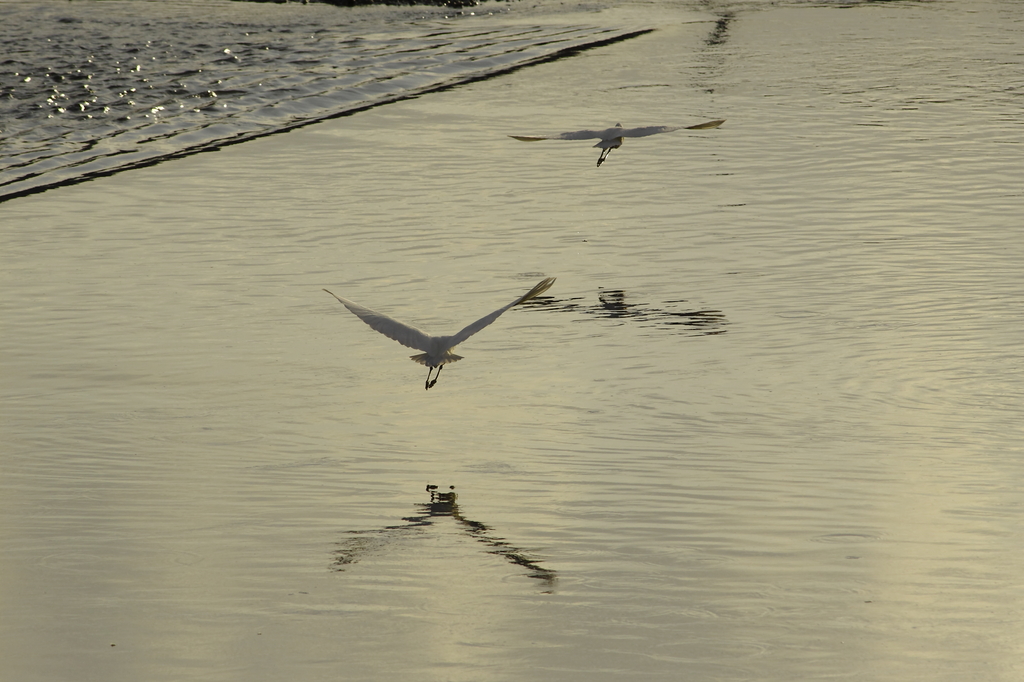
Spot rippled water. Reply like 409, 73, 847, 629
0, 0, 644, 201
2, 1, 1023, 681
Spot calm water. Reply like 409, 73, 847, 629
2, 1, 1023, 681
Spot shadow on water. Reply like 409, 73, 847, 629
523, 289, 728, 336
333, 485, 557, 591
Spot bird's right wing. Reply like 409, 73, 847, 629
448, 277, 555, 347
509, 130, 606, 141
508, 134, 555, 142
323, 290, 433, 352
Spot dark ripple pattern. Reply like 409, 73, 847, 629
527, 289, 729, 336
0, 1, 643, 201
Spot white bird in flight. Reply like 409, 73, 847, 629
509, 119, 725, 167
323, 277, 555, 390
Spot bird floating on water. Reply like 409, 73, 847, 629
509, 119, 725, 166
323, 277, 555, 390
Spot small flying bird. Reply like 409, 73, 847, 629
323, 277, 555, 390
509, 119, 725, 166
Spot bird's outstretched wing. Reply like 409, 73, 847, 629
684, 118, 726, 130
323, 289, 433, 352
617, 125, 682, 138
510, 130, 608, 142
510, 119, 724, 142
620, 120, 725, 137
448, 277, 555, 347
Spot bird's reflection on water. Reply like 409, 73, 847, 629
523, 288, 728, 335
705, 11, 735, 47
333, 485, 556, 590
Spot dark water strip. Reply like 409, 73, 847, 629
0, 28, 649, 204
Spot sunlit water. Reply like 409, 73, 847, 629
2, 1, 1023, 681
0, 0, 645, 201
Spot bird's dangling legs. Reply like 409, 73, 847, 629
597, 148, 612, 167
425, 364, 443, 390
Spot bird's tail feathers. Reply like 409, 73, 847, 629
410, 352, 463, 366
513, 277, 556, 306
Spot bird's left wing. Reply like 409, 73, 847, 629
619, 120, 726, 137
323, 289, 433, 352
448, 277, 555, 347
618, 125, 683, 138
685, 119, 726, 130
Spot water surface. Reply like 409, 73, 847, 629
0, 0, 646, 201
2, 1, 1023, 681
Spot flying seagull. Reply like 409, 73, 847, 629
323, 277, 555, 390
509, 119, 725, 166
